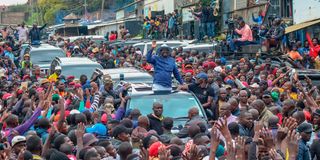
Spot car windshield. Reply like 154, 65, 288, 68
128, 93, 204, 118
30, 50, 65, 65
62, 64, 102, 78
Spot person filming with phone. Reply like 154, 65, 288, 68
147, 41, 183, 90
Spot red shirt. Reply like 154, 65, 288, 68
202, 61, 216, 69
109, 34, 117, 42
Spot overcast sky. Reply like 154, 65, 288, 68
1, 0, 28, 6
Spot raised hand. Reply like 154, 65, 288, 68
158, 145, 170, 160
75, 122, 85, 138
235, 136, 246, 160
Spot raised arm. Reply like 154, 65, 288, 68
173, 63, 183, 85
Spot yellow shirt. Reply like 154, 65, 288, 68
48, 73, 58, 82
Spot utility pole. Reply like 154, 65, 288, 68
101, 0, 105, 20
84, 0, 88, 20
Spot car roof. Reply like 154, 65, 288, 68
55, 57, 100, 65
133, 40, 190, 46
109, 72, 152, 80
30, 44, 63, 51
98, 67, 143, 75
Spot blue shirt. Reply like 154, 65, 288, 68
297, 139, 311, 160
147, 49, 183, 88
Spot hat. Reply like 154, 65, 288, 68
214, 66, 222, 73
70, 109, 80, 115
40, 79, 49, 85
52, 94, 60, 101
250, 83, 259, 88
314, 109, 320, 116
196, 72, 208, 80
297, 122, 313, 133
24, 54, 30, 57
135, 51, 142, 55
92, 47, 99, 53
2, 93, 12, 100
104, 103, 115, 111
22, 75, 31, 81
101, 113, 108, 124
12, 136, 26, 147
67, 76, 75, 80
149, 141, 166, 158
74, 83, 82, 88
55, 66, 62, 70
83, 133, 99, 146
156, 44, 172, 55
86, 123, 107, 136
262, 91, 271, 98
102, 75, 114, 84
6, 47, 12, 52
112, 125, 131, 138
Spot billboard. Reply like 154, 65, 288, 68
293, 0, 320, 24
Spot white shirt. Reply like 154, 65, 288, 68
17, 27, 28, 38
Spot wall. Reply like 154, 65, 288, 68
293, 0, 320, 24
0, 12, 28, 24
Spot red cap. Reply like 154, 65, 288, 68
23, 75, 30, 81
17, 89, 23, 95
101, 113, 108, 124
2, 93, 12, 100
69, 82, 75, 86
149, 142, 166, 157
67, 76, 75, 80
74, 83, 82, 88
6, 47, 12, 52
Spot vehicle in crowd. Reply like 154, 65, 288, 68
66, 35, 105, 44
292, 69, 320, 86
92, 67, 153, 88
133, 40, 194, 55
182, 43, 216, 53
109, 39, 146, 48
126, 83, 208, 133
50, 57, 103, 79
24, 44, 65, 75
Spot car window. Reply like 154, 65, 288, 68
62, 64, 102, 78
128, 94, 204, 118
30, 50, 65, 65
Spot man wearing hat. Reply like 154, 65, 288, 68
179, 72, 215, 118
100, 75, 121, 105
147, 41, 183, 90
297, 122, 312, 160
10, 135, 27, 159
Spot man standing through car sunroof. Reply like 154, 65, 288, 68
147, 40, 183, 91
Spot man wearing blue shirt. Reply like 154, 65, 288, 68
147, 41, 183, 90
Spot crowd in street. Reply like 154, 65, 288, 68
1, 13, 320, 160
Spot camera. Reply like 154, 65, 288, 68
225, 18, 236, 30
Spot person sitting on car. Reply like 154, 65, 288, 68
265, 18, 285, 51
178, 72, 215, 119
147, 41, 183, 91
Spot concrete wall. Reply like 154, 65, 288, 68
0, 12, 28, 24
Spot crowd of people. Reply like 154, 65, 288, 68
1, 10, 320, 160
143, 9, 182, 40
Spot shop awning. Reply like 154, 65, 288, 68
285, 19, 320, 34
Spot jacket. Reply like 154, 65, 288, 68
147, 114, 163, 135
177, 115, 207, 138
297, 139, 311, 160
147, 48, 183, 88
29, 24, 46, 42
258, 107, 274, 127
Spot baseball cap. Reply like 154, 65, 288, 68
83, 133, 99, 146
55, 66, 62, 70
102, 76, 114, 84
262, 91, 271, 98
297, 122, 313, 133
314, 109, 320, 116
12, 136, 26, 147
86, 123, 107, 136
250, 83, 259, 88
196, 72, 208, 80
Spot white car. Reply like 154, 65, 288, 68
133, 40, 194, 55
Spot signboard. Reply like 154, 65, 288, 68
293, 0, 320, 24
182, 6, 195, 22
116, 10, 124, 20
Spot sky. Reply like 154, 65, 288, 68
1, 0, 28, 6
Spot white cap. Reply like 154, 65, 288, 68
70, 109, 80, 115
250, 83, 260, 88
55, 66, 62, 70
12, 136, 26, 147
